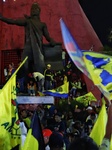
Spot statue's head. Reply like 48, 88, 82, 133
30, 2, 41, 16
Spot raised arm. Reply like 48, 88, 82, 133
0, 13, 27, 26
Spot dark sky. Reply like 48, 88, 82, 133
79, 0, 112, 46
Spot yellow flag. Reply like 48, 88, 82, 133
22, 129, 39, 150
0, 57, 28, 149
90, 100, 107, 146
0, 75, 21, 149
75, 92, 97, 106
22, 112, 44, 150
38, 91, 45, 96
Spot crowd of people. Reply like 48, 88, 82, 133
3, 59, 111, 150
4, 58, 87, 98
18, 98, 112, 150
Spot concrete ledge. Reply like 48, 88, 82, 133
17, 96, 54, 104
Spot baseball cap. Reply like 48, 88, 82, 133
42, 129, 52, 137
47, 64, 51, 67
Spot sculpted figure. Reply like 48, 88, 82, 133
0, 2, 56, 74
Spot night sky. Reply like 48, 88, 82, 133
79, 0, 112, 47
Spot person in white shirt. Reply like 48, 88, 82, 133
33, 72, 45, 92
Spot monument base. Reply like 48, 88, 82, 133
43, 43, 64, 70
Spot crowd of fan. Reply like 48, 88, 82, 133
3, 60, 111, 150
4, 59, 87, 98
18, 99, 111, 150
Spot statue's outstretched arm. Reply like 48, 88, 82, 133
0, 13, 26, 26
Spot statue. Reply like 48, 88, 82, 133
0, 2, 58, 74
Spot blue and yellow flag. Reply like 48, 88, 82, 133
44, 82, 69, 98
22, 112, 45, 150
83, 51, 112, 100
75, 92, 97, 106
0, 57, 28, 150
60, 19, 112, 100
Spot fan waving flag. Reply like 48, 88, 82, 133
22, 111, 45, 150
60, 18, 90, 78
44, 82, 69, 98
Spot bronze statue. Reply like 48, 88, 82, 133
0, 2, 57, 74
